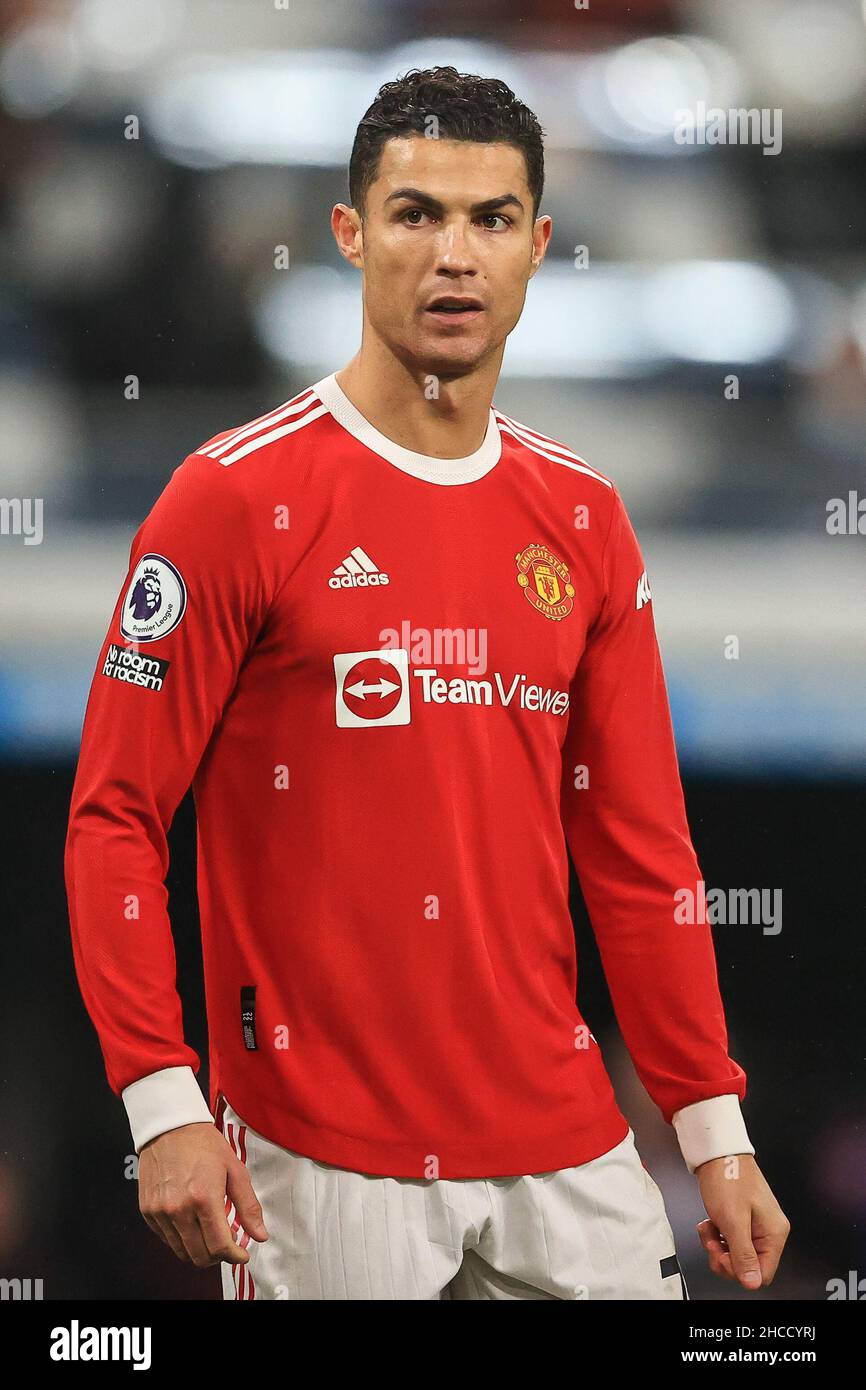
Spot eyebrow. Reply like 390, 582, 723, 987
384, 188, 526, 216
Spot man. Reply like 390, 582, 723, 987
65, 66, 789, 1300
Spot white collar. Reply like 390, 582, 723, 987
312, 372, 502, 486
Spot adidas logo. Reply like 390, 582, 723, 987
329, 546, 390, 589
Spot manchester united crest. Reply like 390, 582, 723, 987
515, 543, 575, 621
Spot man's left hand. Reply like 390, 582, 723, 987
695, 1153, 790, 1290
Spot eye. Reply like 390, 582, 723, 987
478, 213, 511, 230
401, 207, 434, 226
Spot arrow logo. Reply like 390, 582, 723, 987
344, 676, 400, 700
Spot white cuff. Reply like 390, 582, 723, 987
122, 1065, 215, 1154
672, 1094, 755, 1173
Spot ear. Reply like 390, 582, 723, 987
528, 213, 553, 279
331, 203, 364, 269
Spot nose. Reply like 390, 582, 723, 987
433, 218, 477, 278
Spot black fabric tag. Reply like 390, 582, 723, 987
241, 986, 257, 1050
660, 1253, 690, 1299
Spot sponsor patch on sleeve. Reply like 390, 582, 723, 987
102, 644, 170, 692
120, 553, 187, 643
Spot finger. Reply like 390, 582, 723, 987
168, 1206, 219, 1268
142, 1207, 179, 1255
711, 1250, 738, 1280
141, 1211, 169, 1245
140, 1217, 167, 1251
197, 1197, 252, 1266
222, 1194, 253, 1266
752, 1226, 790, 1286
755, 1247, 782, 1286
705, 1250, 737, 1280
722, 1216, 762, 1289
696, 1219, 728, 1254
225, 1163, 269, 1243
696, 1220, 736, 1280
147, 1211, 191, 1262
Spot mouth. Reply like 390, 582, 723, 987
424, 296, 485, 325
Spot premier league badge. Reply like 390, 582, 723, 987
120, 553, 187, 643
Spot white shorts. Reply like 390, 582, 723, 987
218, 1096, 688, 1301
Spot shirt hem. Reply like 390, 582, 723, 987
211, 1079, 631, 1179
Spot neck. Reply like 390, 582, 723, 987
335, 332, 502, 459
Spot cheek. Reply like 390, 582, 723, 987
491, 260, 530, 324
365, 244, 419, 310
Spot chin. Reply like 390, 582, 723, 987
408, 337, 491, 381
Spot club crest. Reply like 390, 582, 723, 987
515, 543, 575, 621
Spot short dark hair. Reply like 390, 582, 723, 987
349, 66, 545, 218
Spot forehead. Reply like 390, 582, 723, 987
369, 135, 531, 204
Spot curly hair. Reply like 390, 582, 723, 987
349, 66, 545, 218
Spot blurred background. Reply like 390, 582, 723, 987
0, 0, 863, 1301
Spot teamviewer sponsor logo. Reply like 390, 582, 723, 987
414, 668, 570, 715
334, 648, 410, 727
102, 644, 170, 692
333, 648, 570, 727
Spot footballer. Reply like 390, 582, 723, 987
65, 66, 789, 1300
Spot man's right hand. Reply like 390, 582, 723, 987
138, 1122, 270, 1267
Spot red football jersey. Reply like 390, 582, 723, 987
65, 372, 751, 1178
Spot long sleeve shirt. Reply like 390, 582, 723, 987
65, 371, 753, 1178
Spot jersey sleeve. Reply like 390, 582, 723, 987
560, 487, 754, 1173
64, 453, 271, 1152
